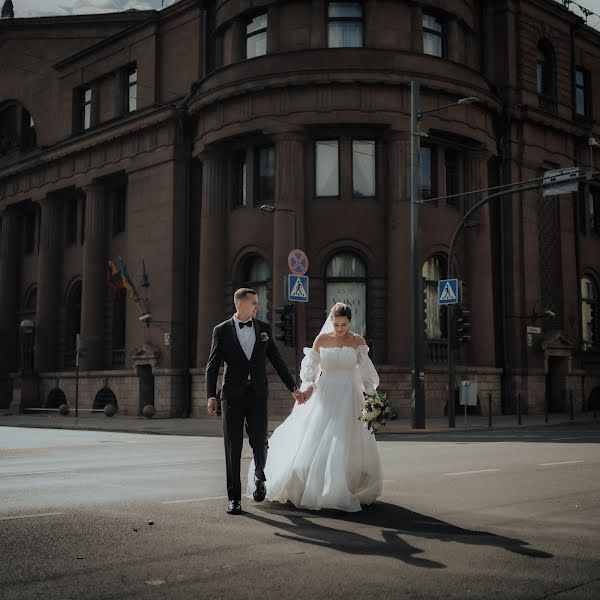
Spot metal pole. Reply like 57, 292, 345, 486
517, 392, 522, 426
291, 211, 300, 387
569, 389, 574, 421
410, 81, 425, 429
75, 347, 80, 421
488, 393, 492, 429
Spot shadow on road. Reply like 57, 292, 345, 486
243, 501, 553, 568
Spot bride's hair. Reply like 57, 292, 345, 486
329, 302, 352, 321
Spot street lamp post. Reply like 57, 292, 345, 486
410, 81, 480, 429
259, 204, 300, 382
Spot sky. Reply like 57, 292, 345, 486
6, 0, 600, 29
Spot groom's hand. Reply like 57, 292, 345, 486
207, 398, 218, 416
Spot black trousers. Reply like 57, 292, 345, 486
221, 383, 269, 502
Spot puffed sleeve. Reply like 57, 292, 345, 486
357, 345, 379, 395
300, 347, 320, 391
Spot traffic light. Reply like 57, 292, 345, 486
275, 304, 296, 347
455, 306, 472, 346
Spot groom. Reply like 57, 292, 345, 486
206, 288, 304, 515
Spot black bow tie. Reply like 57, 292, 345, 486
238, 320, 253, 329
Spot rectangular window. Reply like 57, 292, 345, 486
112, 185, 126, 236
80, 194, 86, 245
127, 65, 137, 113
315, 140, 339, 197
445, 150, 460, 207
65, 197, 78, 246
246, 14, 268, 58
328, 2, 363, 48
423, 14, 445, 58
352, 140, 375, 197
590, 188, 600, 234
575, 67, 591, 119
24, 211, 36, 255
256, 146, 275, 205
78, 86, 92, 131
233, 152, 247, 208
421, 145, 437, 202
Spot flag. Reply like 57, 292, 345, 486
141, 257, 150, 289
107, 260, 124, 289
119, 256, 140, 302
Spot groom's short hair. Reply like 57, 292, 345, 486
234, 287, 257, 304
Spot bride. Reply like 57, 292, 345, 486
247, 302, 382, 512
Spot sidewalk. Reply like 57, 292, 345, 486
0, 410, 597, 437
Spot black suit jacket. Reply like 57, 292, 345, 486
205, 318, 297, 402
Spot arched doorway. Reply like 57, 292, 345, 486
93, 387, 118, 411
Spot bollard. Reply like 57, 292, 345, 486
517, 392, 522, 426
569, 390, 574, 421
488, 393, 492, 429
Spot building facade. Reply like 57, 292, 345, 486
0, 0, 599, 420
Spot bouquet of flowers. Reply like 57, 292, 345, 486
358, 391, 391, 434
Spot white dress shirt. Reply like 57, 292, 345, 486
233, 315, 256, 361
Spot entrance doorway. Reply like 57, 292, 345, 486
137, 365, 155, 416
545, 356, 567, 412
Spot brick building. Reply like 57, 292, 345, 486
0, 0, 599, 420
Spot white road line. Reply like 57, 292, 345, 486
161, 496, 227, 504
539, 460, 585, 466
444, 468, 501, 477
0, 512, 66, 521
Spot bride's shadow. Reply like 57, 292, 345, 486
242, 501, 552, 569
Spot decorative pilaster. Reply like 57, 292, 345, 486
273, 132, 306, 356
386, 133, 411, 365
196, 153, 226, 367
465, 152, 495, 366
79, 184, 108, 371
34, 195, 63, 372
0, 207, 22, 373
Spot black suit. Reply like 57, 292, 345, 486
206, 317, 297, 502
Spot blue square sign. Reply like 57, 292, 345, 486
438, 279, 459, 305
288, 275, 309, 303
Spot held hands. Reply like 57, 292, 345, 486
292, 386, 314, 405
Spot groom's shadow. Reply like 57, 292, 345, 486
242, 501, 552, 569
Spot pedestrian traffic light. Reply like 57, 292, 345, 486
455, 306, 472, 345
275, 304, 296, 347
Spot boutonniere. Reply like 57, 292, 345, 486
260, 332, 269, 342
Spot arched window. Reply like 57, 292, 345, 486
537, 40, 556, 111
581, 276, 599, 351
422, 256, 448, 339
47, 388, 67, 409
93, 387, 118, 411
325, 252, 367, 336
112, 288, 126, 368
241, 256, 271, 322
64, 281, 82, 368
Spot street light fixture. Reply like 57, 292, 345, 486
410, 81, 480, 429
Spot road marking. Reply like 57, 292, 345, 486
161, 496, 228, 504
0, 512, 66, 521
0, 469, 75, 478
539, 460, 585, 467
443, 468, 501, 477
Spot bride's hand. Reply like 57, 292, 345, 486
303, 386, 314, 402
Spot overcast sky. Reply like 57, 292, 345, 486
8, 0, 600, 29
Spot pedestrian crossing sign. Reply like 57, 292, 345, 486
288, 274, 309, 303
438, 279, 459, 305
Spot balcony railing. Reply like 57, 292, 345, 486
426, 339, 448, 364
112, 349, 126, 369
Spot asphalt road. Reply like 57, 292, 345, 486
1, 426, 599, 600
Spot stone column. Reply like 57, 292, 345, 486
386, 133, 411, 366
0, 207, 22, 373
34, 195, 63, 372
79, 184, 108, 371
273, 132, 306, 362
196, 153, 226, 367
465, 152, 495, 367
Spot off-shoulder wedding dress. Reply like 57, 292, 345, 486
247, 345, 382, 512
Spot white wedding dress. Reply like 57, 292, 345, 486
247, 345, 382, 512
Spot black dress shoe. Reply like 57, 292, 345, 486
227, 500, 242, 515
253, 479, 266, 502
